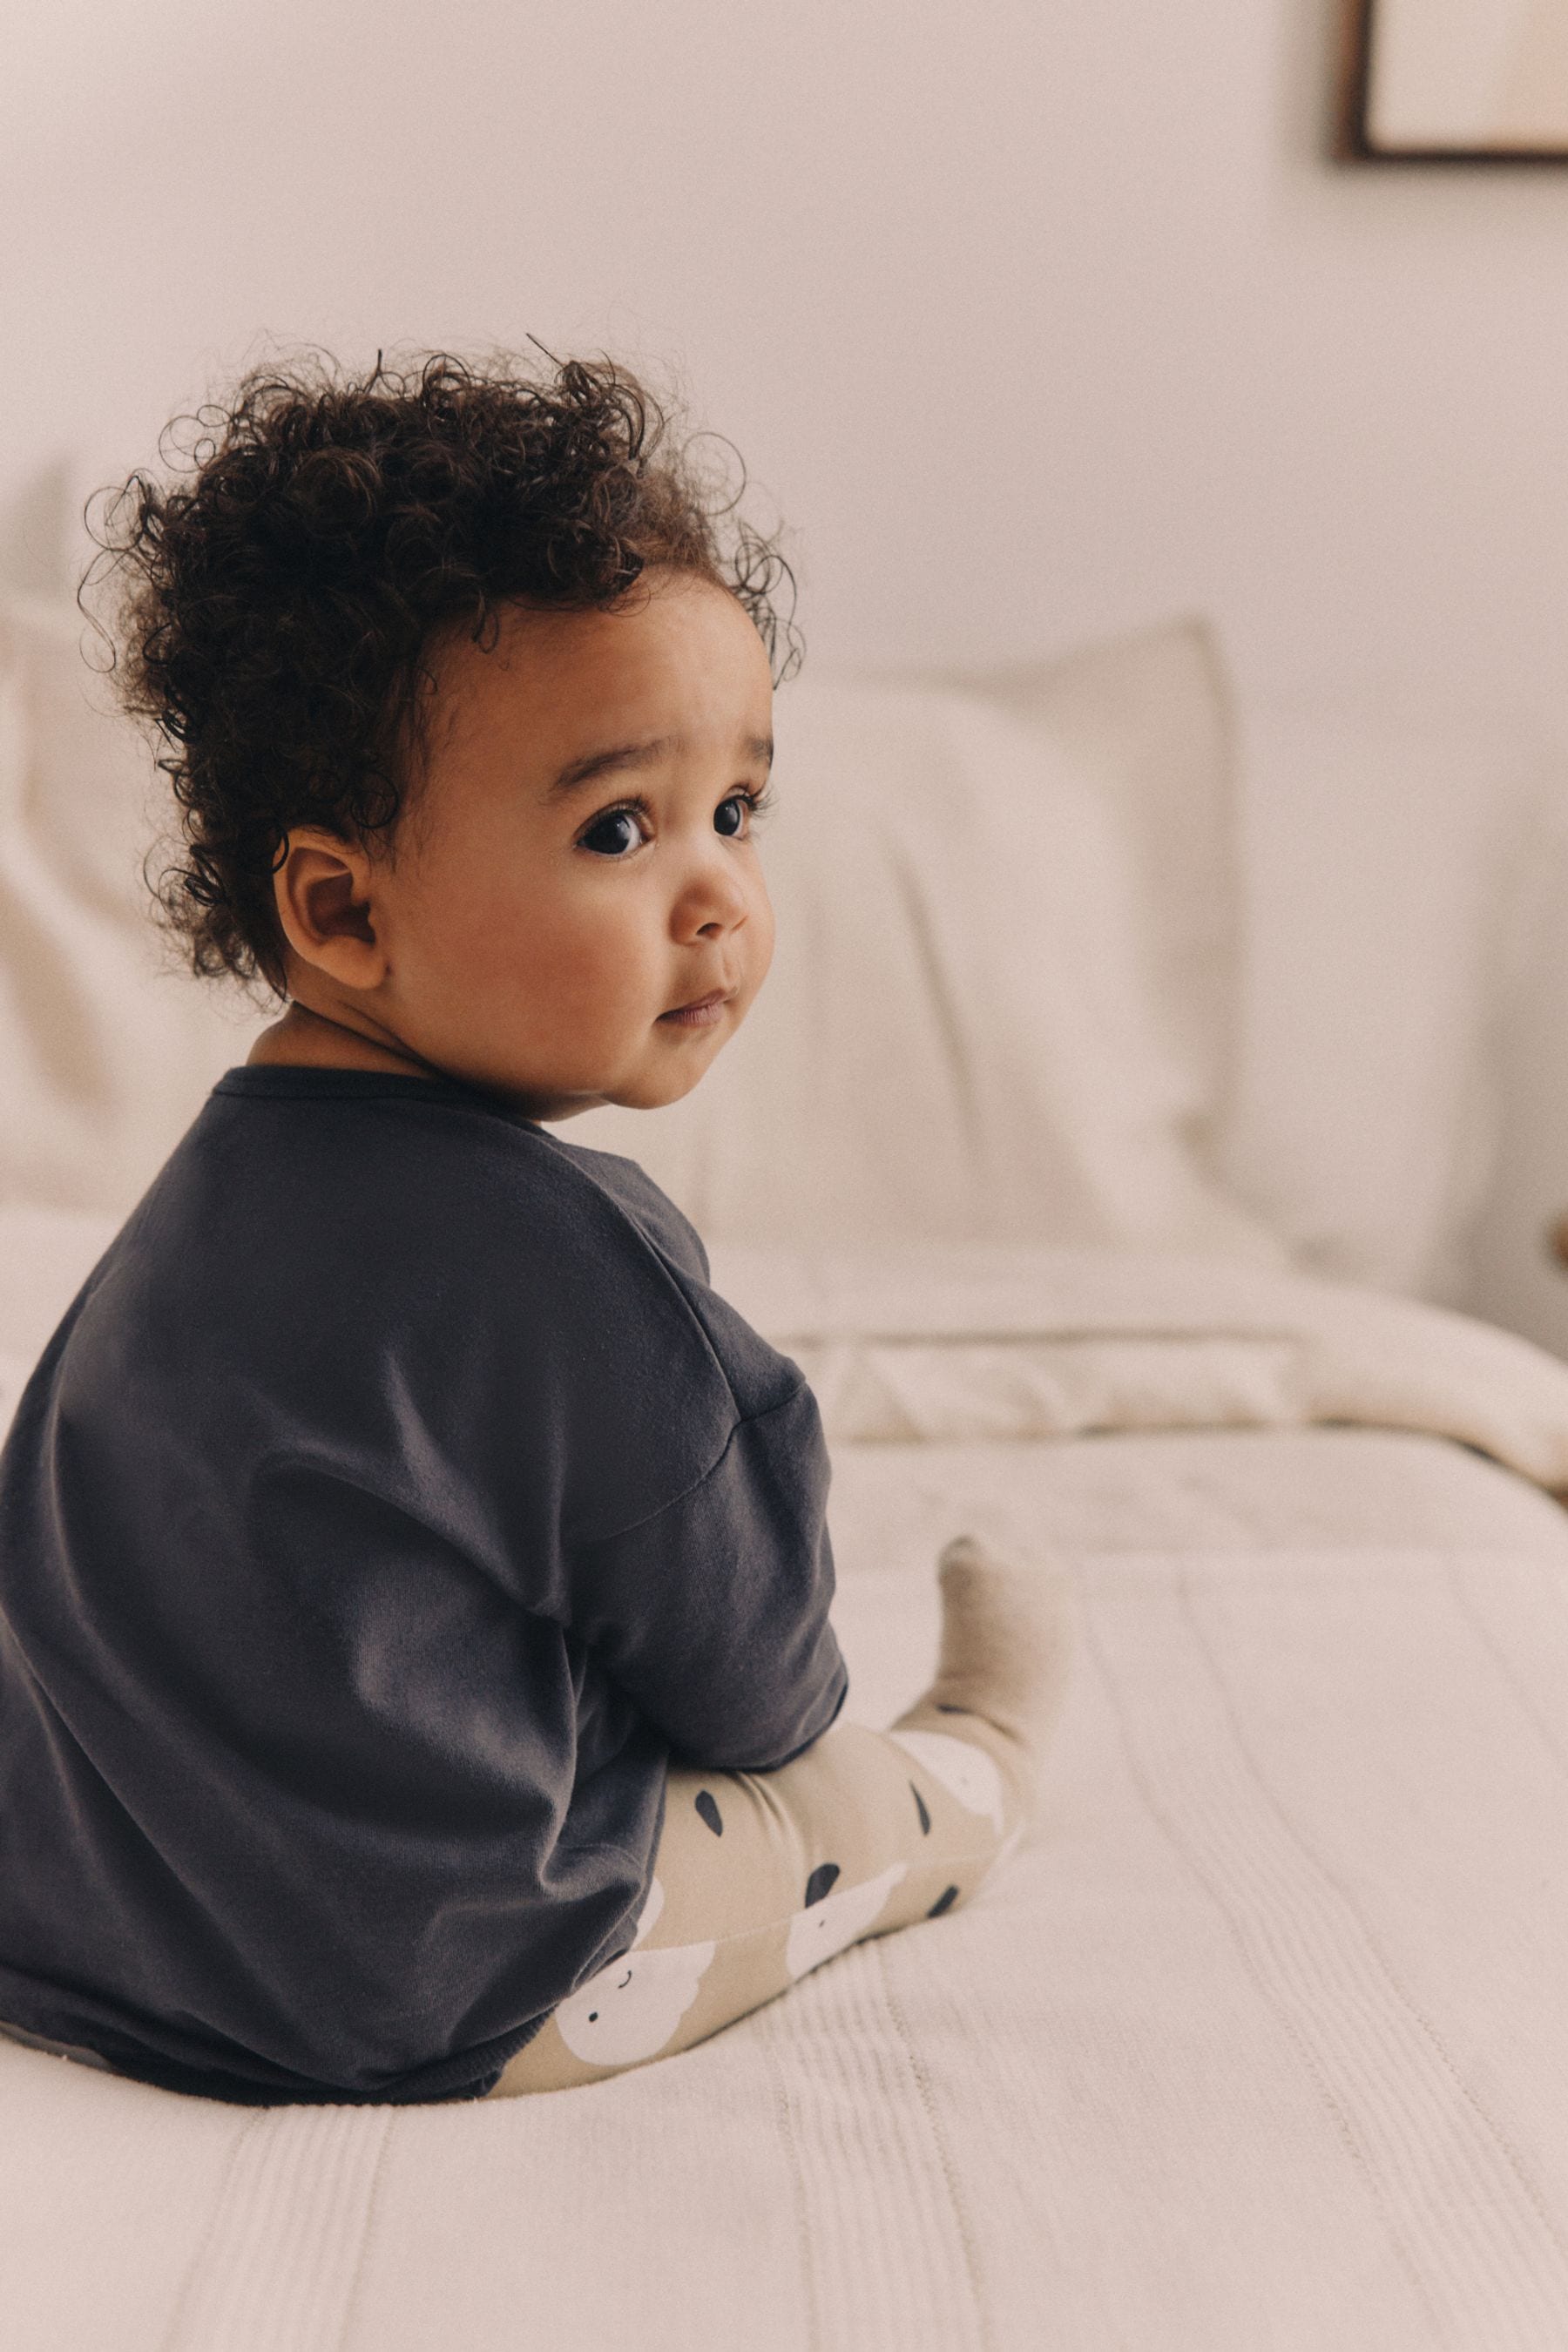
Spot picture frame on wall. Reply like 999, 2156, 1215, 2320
1340, 0, 1568, 160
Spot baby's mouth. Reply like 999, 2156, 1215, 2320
657, 989, 733, 1029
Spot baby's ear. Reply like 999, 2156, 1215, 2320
271, 831, 385, 988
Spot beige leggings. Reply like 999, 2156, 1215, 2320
490, 1696, 1030, 2098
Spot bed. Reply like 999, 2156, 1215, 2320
5, 579, 1568, 2349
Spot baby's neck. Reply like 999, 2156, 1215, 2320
246, 1002, 439, 1080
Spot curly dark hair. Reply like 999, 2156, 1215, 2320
85, 346, 803, 1001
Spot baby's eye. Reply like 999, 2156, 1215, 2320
714, 788, 771, 839
579, 806, 648, 859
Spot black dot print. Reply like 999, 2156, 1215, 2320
804, 1862, 841, 1907
927, 1885, 960, 1918
909, 1781, 931, 1835
694, 1789, 723, 1836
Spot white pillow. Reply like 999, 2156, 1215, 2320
915, 612, 1242, 1150
1215, 694, 1563, 1301
0, 592, 270, 1214
567, 632, 1286, 1262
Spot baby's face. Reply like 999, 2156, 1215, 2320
274, 567, 777, 1121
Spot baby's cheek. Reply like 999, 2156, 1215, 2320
501, 922, 652, 1065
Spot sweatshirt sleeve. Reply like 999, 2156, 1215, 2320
564, 1379, 849, 1772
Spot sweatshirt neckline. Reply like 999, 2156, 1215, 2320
213, 1064, 545, 1127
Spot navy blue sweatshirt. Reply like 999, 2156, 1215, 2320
0, 1065, 847, 2105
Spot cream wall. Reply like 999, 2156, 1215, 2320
8, 0, 1568, 1338
5, 0, 1568, 724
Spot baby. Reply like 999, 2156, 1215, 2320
0, 351, 1069, 2104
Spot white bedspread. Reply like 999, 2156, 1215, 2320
6, 1233, 1568, 2350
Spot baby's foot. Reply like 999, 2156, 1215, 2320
891, 1535, 1073, 1823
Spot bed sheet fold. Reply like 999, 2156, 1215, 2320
708, 1240, 1568, 1490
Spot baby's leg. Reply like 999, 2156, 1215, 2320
490, 1538, 1071, 2097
